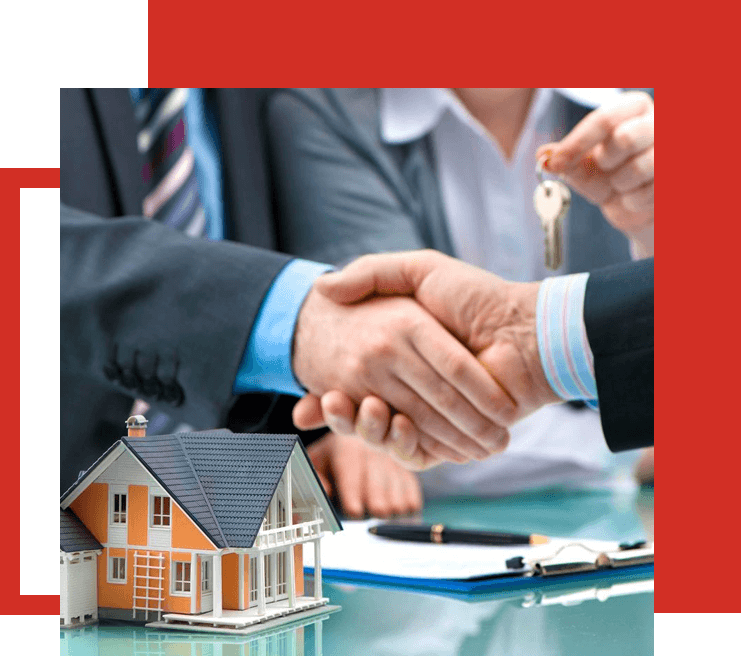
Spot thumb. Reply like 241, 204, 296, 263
314, 251, 438, 304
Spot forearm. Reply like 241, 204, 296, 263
61, 204, 291, 426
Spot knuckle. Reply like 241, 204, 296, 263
368, 499, 389, 517
433, 384, 461, 414
472, 419, 498, 445
447, 352, 469, 380
367, 335, 395, 360
348, 356, 370, 380
614, 126, 637, 153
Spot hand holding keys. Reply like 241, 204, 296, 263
534, 158, 571, 270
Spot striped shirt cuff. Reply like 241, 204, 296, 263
536, 273, 598, 403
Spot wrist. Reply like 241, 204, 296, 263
292, 286, 319, 391
512, 282, 560, 407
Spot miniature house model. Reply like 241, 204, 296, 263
60, 416, 342, 632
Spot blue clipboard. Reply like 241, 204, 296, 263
305, 563, 654, 601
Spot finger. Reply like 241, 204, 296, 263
314, 250, 445, 304
355, 396, 392, 444
608, 147, 654, 193
386, 372, 494, 461
601, 194, 653, 234
393, 465, 423, 514
545, 91, 653, 171
365, 453, 393, 517
557, 156, 614, 206
405, 472, 424, 513
387, 413, 472, 467
316, 470, 334, 498
293, 394, 326, 430
593, 113, 653, 172
320, 390, 357, 436
382, 460, 407, 516
306, 437, 334, 497
332, 438, 366, 518
410, 317, 519, 429
621, 182, 654, 213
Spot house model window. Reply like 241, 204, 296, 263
151, 496, 171, 527
201, 559, 211, 593
173, 562, 191, 594
109, 556, 126, 582
112, 493, 127, 524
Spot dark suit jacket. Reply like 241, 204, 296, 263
585, 259, 654, 451
60, 89, 301, 492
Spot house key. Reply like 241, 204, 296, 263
534, 160, 571, 270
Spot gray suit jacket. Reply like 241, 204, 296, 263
266, 88, 634, 273
60, 89, 296, 492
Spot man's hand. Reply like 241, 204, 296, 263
293, 284, 511, 467
294, 251, 559, 462
537, 90, 654, 257
307, 432, 423, 518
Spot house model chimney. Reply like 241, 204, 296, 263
126, 415, 148, 438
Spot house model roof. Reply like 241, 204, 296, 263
61, 508, 103, 553
60, 431, 341, 550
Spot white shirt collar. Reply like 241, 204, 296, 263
380, 88, 622, 145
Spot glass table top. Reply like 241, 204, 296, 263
61, 487, 654, 656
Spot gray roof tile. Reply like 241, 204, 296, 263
60, 509, 102, 553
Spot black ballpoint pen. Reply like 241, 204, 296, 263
369, 523, 549, 546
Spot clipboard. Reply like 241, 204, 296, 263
304, 520, 653, 597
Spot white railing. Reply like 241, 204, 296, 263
254, 519, 323, 549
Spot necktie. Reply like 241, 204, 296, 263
136, 88, 207, 237
130, 88, 203, 434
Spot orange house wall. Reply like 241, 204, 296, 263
127, 485, 148, 546
294, 544, 304, 597
172, 504, 216, 551
222, 553, 240, 610
70, 483, 108, 544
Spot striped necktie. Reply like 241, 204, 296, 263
130, 88, 203, 434
135, 88, 207, 237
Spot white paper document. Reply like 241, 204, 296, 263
305, 520, 621, 581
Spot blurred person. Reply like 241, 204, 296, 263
267, 88, 654, 498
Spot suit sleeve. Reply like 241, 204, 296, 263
61, 203, 292, 430
266, 91, 427, 265
584, 258, 654, 450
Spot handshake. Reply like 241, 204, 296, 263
291, 250, 569, 470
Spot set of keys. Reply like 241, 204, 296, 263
534, 158, 571, 270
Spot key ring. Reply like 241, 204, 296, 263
535, 156, 554, 185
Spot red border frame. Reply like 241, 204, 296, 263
3, 168, 60, 615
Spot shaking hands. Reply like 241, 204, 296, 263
292, 250, 559, 469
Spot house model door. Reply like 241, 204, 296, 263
200, 557, 213, 613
